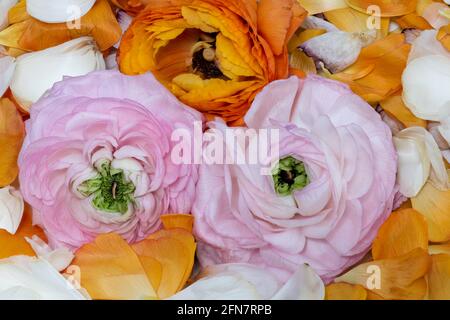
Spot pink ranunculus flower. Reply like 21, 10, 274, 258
193, 75, 398, 282
19, 70, 202, 250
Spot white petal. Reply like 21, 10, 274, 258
0, 186, 24, 235
0, 55, 15, 97
170, 263, 324, 300
26, 0, 95, 23
394, 127, 449, 197
10, 37, 105, 108
0, 0, 18, 31
271, 264, 324, 300
0, 256, 87, 300
402, 54, 450, 121
25, 235, 74, 272
408, 30, 450, 63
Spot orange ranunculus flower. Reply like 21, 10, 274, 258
109, 0, 151, 15
118, 0, 307, 125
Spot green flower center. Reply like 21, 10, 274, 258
272, 156, 310, 196
77, 162, 135, 214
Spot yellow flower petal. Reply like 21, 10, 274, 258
331, 34, 410, 103
325, 283, 367, 300
380, 95, 427, 128
0, 98, 24, 187
427, 254, 450, 300
73, 233, 157, 300
161, 214, 194, 233
437, 24, 450, 53
296, 0, 348, 15
412, 179, 450, 243
372, 209, 428, 260
335, 248, 431, 300
0, 0, 121, 52
346, 0, 418, 17
429, 242, 450, 256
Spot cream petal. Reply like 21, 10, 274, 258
0, 55, 15, 97
402, 54, 450, 122
0, 256, 87, 300
0, 186, 24, 235
25, 235, 74, 272
394, 127, 449, 197
10, 37, 105, 108
26, 0, 96, 23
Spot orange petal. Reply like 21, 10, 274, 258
331, 34, 410, 103
325, 283, 367, 300
73, 233, 157, 300
161, 214, 194, 233
412, 180, 450, 243
0, 98, 24, 187
427, 254, 450, 300
0, 204, 46, 259
0, 0, 121, 52
395, 13, 433, 30
324, 7, 390, 37
437, 24, 450, 53
380, 95, 427, 128
132, 228, 196, 299
257, 0, 307, 56
297, 0, 348, 15
372, 209, 428, 260
335, 248, 431, 300
346, 0, 418, 17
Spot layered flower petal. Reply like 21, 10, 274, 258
0, 55, 15, 97
18, 70, 201, 250
194, 75, 398, 283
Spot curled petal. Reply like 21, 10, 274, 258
25, 235, 74, 271
394, 127, 449, 197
